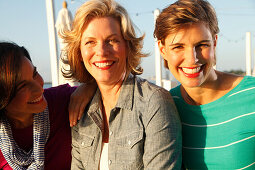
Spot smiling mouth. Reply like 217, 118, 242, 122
94, 61, 114, 69
180, 65, 204, 78
27, 95, 43, 104
182, 66, 201, 74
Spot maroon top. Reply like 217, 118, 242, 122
0, 84, 75, 170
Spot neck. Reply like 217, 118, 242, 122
5, 113, 33, 129
98, 80, 123, 144
97, 71, 126, 114
181, 70, 243, 105
98, 82, 122, 115
181, 69, 219, 105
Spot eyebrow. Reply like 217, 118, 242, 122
169, 40, 212, 46
83, 33, 119, 40
195, 40, 212, 44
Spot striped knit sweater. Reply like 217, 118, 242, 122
170, 76, 255, 169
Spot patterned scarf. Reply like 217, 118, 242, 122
0, 107, 50, 169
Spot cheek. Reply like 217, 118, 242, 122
114, 45, 127, 58
202, 48, 215, 60
165, 50, 182, 68
6, 92, 30, 111
80, 51, 93, 72
37, 75, 44, 86
81, 47, 92, 62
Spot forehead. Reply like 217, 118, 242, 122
19, 57, 34, 79
165, 23, 213, 43
82, 16, 122, 37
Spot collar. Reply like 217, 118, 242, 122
115, 74, 135, 111
87, 74, 135, 115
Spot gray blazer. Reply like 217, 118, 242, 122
71, 74, 182, 170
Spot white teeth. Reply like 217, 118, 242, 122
182, 67, 201, 74
28, 96, 42, 104
94, 62, 113, 68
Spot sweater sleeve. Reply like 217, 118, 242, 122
43, 84, 77, 170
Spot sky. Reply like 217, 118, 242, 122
1, 0, 255, 83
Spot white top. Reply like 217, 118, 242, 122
99, 143, 109, 170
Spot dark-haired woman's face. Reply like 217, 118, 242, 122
5, 57, 47, 117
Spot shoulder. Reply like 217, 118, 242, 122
44, 84, 76, 111
242, 76, 255, 85
44, 84, 76, 100
170, 85, 181, 96
134, 76, 177, 114
232, 76, 255, 95
134, 76, 172, 100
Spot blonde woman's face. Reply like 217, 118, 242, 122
80, 17, 127, 86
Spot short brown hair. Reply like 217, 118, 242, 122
62, 0, 147, 83
154, 0, 219, 45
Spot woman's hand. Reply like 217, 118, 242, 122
69, 81, 97, 127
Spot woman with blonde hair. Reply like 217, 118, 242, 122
62, 0, 182, 169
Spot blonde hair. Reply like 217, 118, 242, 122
62, 0, 147, 82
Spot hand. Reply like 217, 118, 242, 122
69, 81, 97, 127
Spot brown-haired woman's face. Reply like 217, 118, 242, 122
158, 23, 217, 88
5, 57, 47, 117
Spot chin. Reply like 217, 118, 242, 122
34, 99, 48, 113
181, 80, 202, 88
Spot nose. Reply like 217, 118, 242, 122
185, 47, 199, 64
95, 42, 109, 57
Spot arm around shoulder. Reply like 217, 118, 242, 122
143, 88, 182, 170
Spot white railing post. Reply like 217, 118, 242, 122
246, 32, 252, 76
154, 9, 162, 87
45, 0, 59, 86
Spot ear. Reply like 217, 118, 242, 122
158, 40, 169, 69
157, 40, 166, 59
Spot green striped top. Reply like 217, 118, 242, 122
170, 76, 255, 169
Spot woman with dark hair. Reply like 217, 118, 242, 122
0, 42, 94, 169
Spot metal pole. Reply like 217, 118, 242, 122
154, 9, 162, 87
253, 47, 255, 76
45, 0, 59, 86
246, 32, 251, 76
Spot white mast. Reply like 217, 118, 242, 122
45, 0, 59, 86
246, 32, 252, 76
154, 8, 162, 87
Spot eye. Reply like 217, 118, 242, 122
85, 41, 95, 46
172, 45, 183, 50
108, 39, 119, 44
16, 82, 27, 92
197, 43, 210, 48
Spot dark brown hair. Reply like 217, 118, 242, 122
0, 42, 31, 113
